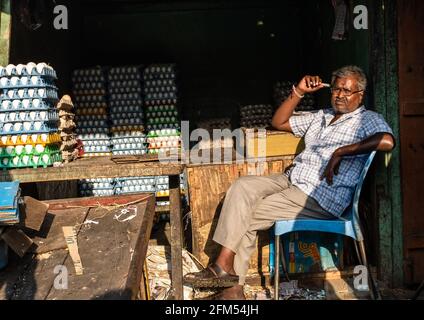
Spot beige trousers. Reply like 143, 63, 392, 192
212, 174, 335, 285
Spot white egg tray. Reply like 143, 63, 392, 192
1, 88, 58, 100
76, 127, 109, 134
109, 101, 143, 111
0, 76, 56, 89
109, 92, 142, 101
0, 121, 58, 135
0, 110, 58, 122
0, 99, 54, 112
112, 149, 147, 156
0, 63, 57, 78
82, 139, 110, 147
144, 98, 177, 106
145, 92, 177, 100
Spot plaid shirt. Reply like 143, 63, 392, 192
288, 106, 393, 216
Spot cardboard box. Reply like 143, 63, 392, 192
244, 129, 304, 158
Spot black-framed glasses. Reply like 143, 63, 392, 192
330, 87, 364, 97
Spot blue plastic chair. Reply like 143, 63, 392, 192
270, 151, 381, 300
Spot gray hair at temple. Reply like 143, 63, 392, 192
331, 65, 367, 91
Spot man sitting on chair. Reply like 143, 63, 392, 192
184, 65, 395, 300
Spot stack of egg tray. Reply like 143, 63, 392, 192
143, 64, 181, 155
240, 104, 274, 128
114, 176, 156, 195
72, 67, 111, 157
108, 66, 148, 156
78, 178, 114, 197
0, 62, 62, 169
273, 81, 316, 111
146, 129, 181, 155
155, 174, 187, 208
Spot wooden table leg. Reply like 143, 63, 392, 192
169, 174, 183, 300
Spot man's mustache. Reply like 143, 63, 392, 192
335, 98, 348, 104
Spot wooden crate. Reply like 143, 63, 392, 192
245, 129, 304, 158
186, 156, 296, 273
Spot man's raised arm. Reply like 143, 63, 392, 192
271, 75, 326, 132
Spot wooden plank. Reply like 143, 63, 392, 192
371, 0, 403, 287
0, 157, 184, 183
387, 0, 403, 288
169, 174, 183, 300
46, 196, 155, 300
26, 208, 88, 254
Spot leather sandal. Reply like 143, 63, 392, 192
184, 263, 239, 288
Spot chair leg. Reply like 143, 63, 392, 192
357, 240, 381, 300
354, 241, 363, 265
274, 234, 280, 300
279, 239, 290, 282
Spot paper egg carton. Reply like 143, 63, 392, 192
0, 144, 60, 158
0, 63, 57, 78
0, 151, 62, 169
0, 133, 61, 146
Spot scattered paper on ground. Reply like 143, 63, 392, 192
146, 245, 201, 300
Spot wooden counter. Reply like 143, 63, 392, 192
0, 157, 186, 300
0, 194, 155, 300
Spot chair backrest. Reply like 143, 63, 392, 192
347, 151, 377, 240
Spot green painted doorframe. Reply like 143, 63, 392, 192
371, 0, 403, 287
0, 0, 11, 66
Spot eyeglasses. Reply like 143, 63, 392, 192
330, 87, 364, 97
